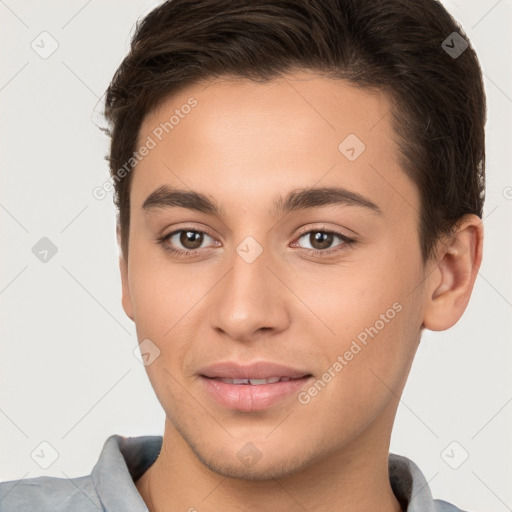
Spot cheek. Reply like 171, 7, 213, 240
292, 276, 422, 444
128, 243, 200, 333
127, 246, 216, 387
306, 238, 424, 383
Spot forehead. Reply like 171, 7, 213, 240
138, 70, 391, 151
132, 71, 418, 219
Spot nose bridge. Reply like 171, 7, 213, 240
225, 234, 273, 312
208, 233, 289, 340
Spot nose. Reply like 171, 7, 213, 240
208, 243, 291, 344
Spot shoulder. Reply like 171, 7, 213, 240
0, 474, 101, 512
433, 499, 469, 512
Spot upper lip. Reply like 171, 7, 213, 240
198, 361, 311, 379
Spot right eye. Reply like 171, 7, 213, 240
157, 228, 219, 256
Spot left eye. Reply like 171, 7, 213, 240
295, 230, 352, 252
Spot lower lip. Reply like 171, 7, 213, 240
200, 376, 312, 412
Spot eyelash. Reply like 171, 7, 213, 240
156, 226, 357, 258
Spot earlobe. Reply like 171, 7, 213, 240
423, 215, 483, 332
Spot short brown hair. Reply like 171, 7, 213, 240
103, 0, 486, 263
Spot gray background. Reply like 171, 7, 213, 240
1, 1, 511, 510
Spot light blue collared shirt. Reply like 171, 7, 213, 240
0, 434, 466, 511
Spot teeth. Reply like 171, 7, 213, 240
250, 377, 281, 385
217, 376, 290, 385
247, 378, 266, 385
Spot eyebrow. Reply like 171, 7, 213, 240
142, 184, 382, 217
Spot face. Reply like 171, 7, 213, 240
121, 70, 430, 479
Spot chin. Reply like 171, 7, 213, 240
197, 451, 311, 481
186, 436, 323, 481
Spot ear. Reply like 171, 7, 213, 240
423, 214, 484, 331
117, 224, 134, 322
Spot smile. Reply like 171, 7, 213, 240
210, 376, 306, 385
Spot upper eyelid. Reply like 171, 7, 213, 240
296, 224, 344, 236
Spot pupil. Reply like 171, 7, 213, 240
312, 231, 332, 250
181, 231, 203, 249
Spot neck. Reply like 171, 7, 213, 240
136, 412, 402, 512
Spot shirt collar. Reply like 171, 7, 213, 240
91, 434, 437, 512
92, 434, 161, 511
388, 453, 437, 512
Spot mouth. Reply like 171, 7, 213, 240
203, 375, 310, 385
197, 362, 313, 411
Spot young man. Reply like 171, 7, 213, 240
0, 0, 486, 510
